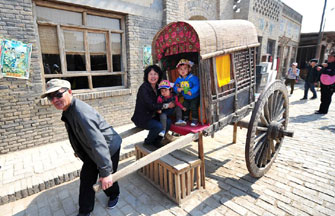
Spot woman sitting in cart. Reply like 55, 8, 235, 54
173, 59, 200, 127
131, 65, 175, 148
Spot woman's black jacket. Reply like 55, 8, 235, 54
131, 82, 163, 128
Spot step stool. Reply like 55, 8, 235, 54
135, 143, 203, 205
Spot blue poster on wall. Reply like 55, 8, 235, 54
0, 39, 32, 79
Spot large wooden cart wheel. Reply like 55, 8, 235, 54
246, 80, 292, 177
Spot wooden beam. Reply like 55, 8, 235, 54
233, 122, 237, 144
121, 18, 127, 87
44, 71, 126, 78
212, 58, 220, 122
34, 0, 125, 19
118, 127, 143, 139
38, 21, 124, 34
197, 132, 206, 189
107, 31, 112, 72
57, 25, 67, 74
93, 133, 197, 192
236, 120, 249, 129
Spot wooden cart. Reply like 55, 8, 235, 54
94, 20, 293, 194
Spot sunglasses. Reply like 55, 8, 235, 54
47, 88, 68, 101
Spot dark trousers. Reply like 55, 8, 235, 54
79, 148, 120, 214
183, 97, 200, 121
144, 117, 171, 146
285, 78, 296, 94
160, 106, 182, 131
303, 82, 317, 98
318, 84, 334, 114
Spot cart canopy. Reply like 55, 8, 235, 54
152, 20, 259, 62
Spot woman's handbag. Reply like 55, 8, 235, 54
320, 74, 335, 85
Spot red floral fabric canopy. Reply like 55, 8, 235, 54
153, 22, 200, 61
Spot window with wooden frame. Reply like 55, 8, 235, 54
35, 3, 126, 91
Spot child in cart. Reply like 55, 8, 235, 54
173, 59, 200, 127
157, 80, 186, 137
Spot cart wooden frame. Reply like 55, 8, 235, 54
93, 20, 293, 192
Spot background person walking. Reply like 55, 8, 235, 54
301, 59, 318, 100
285, 62, 300, 95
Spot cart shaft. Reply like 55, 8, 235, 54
93, 133, 198, 192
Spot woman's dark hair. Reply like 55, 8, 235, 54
143, 65, 163, 83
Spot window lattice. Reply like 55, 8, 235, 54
212, 48, 255, 97
234, 49, 255, 91
252, 0, 280, 21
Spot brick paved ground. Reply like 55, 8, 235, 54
0, 83, 334, 216
0, 124, 148, 206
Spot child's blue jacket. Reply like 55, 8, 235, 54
173, 74, 200, 100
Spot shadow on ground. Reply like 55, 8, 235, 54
183, 142, 260, 215
319, 124, 335, 133
13, 180, 80, 216
13, 157, 145, 216
290, 113, 327, 123
13, 140, 260, 216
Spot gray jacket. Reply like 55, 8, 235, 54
61, 98, 122, 177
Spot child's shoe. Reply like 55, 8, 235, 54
190, 120, 198, 127
158, 130, 165, 137
175, 119, 186, 126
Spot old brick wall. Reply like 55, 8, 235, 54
163, 0, 181, 25
0, 0, 46, 153
0, 0, 302, 154
0, 0, 163, 154
164, 0, 220, 23
184, 0, 219, 20
219, 0, 235, 20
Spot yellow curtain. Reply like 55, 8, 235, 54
216, 54, 231, 87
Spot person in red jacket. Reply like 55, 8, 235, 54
157, 80, 187, 137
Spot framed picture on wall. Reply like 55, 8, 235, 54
143, 45, 153, 68
0, 39, 2, 79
